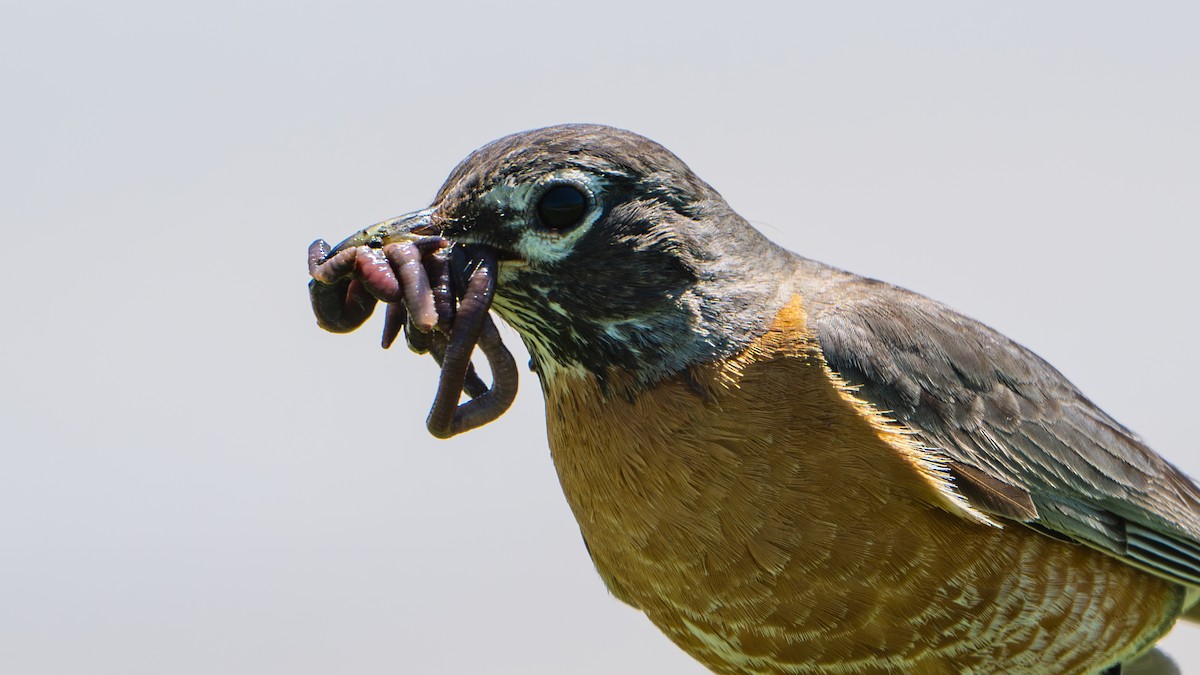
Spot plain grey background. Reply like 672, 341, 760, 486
3, 1, 1198, 673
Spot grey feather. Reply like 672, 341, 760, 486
793, 256, 1200, 588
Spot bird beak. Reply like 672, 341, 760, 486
325, 208, 439, 258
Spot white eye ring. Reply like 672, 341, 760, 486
514, 170, 605, 263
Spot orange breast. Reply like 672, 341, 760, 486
542, 297, 1181, 674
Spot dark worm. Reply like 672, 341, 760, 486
308, 240, 378, 333
425, 245, 517, 438
443, 316, 518, 434
423, 245, 457, 335
380, 245, 492, 400
309, 237, 518, 438
421, 245, 487, 397
381, 301, 407, 350
383, 241, 437, 330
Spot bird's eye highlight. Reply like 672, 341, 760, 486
536, 184, 587, 231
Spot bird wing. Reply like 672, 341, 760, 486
797, 262, 1200, 589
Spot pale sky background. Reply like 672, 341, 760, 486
3, 2, 1199, 673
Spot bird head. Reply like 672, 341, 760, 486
372, 125, 798, 391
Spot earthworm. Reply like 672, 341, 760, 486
308, 237, 518, 437
424, 246, 518, 438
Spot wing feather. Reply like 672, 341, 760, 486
795, 260, 1200, 589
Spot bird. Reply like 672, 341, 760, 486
389, 124, 1200, 673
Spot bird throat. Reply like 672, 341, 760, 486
490, 255, 798, 396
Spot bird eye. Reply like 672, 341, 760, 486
536, 184, 587, 231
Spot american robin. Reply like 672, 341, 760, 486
326, 124, 1200, 673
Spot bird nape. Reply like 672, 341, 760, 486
307, 123, 1199, 675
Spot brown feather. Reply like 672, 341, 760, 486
947, 460, 1040, 522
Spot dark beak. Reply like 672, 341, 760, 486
326, 208, 439, 258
